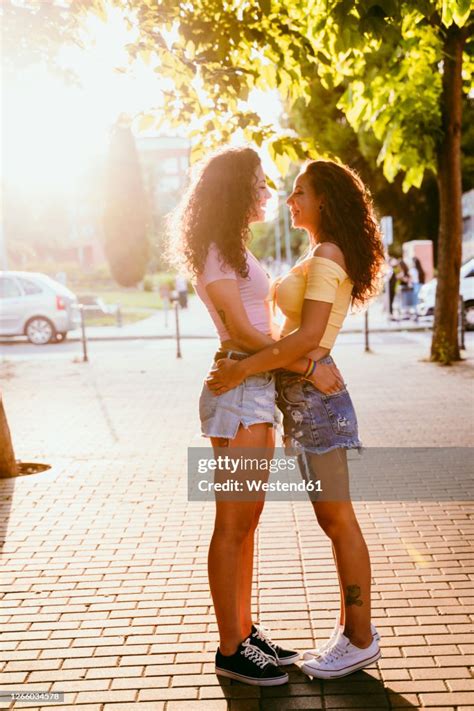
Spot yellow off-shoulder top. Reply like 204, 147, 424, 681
269, 256, 353, 350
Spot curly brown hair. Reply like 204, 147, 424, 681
304, 160, 385, 307
168, 147, 261, 279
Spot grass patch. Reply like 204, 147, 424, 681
83, 311, 151, 327
86, 290, 163, 310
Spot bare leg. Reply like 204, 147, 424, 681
333, 544, 345, 628
306, 448, 372, 648
209, 423, 272, 655
239, 501, 263, 639
239, 425, 275, 638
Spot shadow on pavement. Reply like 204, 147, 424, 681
214, 666, 419, 710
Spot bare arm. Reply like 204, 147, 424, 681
224, 298, 333, 380
206, 279, 319, 376
207, 244, 347, 391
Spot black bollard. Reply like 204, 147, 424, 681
364, 309, 370, 352
174, 301, 182, 359
79, 305, 88, 362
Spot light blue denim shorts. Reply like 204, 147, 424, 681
199, 352, 277, 440
275, 355, 362, 455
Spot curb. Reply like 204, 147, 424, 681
61, 325, 434, 343
0, 326, 435, 347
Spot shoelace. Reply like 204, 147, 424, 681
241, 639, 272, 669
318, 640, 349, 665
308, 624, 341, 657
254, 626, 279, 653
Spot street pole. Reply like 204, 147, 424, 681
280, 190, 292, 265
274, 197, 282, 268
364, 309, 370, 352
174, 301, 182, 359
79, 305, 89, 362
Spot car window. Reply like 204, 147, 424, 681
17, 277, 43, 295
0, 277, 22, 298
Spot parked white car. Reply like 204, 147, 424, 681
417, 258, 474, 329
0, 271, 80, 344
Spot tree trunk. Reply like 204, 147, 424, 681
0, 394, 17, 478
431, 25, 466, 364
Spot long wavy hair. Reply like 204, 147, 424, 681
168, 147, 261, 278
303, 160, 385, 307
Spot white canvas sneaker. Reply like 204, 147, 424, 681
301, 632, 381, 679
302, 622, 380, 661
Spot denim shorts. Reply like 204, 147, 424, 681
275, 355, 362, 455
199, 354, 277, 439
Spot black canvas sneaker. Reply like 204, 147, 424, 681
250, 624, 300, 665
215, 637, 289, 686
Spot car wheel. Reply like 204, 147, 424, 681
25, 317, 55, 345
55, 332, 68, 342
464, 302, 474, 331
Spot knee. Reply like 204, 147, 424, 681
213, 518, 255, 545
315, 510, 360, 542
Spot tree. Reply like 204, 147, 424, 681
103, 118, 150, 287
0, 396, 17, 478
71, 2, 474, 361
288, 78, 442, 252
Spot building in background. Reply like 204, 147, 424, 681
402, 240, 434, 282
136, 135, 190, 219
5, 134, 190, 272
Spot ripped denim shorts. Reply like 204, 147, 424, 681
199, 352, 277, 440
276, 355, 362, 455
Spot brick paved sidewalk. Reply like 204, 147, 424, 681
0, 335, 473, 711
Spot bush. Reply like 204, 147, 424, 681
142, 276, 153, 292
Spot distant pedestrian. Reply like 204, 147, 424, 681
410, 257, 425, 308
175, 274, 188, 308
398, 259, 414, 317
388, 257, 399, 318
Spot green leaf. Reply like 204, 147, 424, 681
440, 0, 472, 27
257, 0, 272, 16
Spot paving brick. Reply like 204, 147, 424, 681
411, 666, 472, 680
420, 692, 474, 706
74, 690, 137, 703
28, 669, 88, 683
139, 686, 198, 701
2, 335, 473, 710
324, 695, 388, 708
446, 679, 474, 692
261, 699, 323, 710
167, 702, 229, 711
103, 705, 164, 711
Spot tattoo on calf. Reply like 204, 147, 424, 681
345, 584, 363, 606
217, 309, 227, 325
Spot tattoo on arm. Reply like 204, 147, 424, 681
217, 309, 227, 325
345, 584, 363, 606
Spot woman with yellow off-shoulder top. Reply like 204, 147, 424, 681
207, 159, 386, 680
